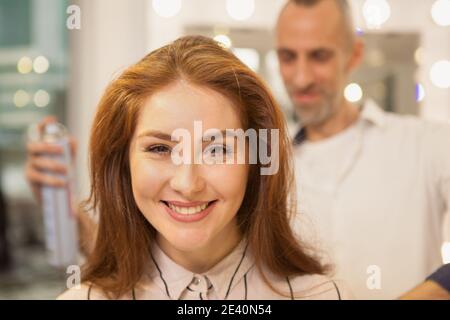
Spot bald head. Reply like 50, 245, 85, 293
275, 0, 364, 128
279, 0, 355, 48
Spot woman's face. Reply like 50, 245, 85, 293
129, 81, 249, 255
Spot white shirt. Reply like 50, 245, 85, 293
58, 240, 351, 300
293, 100, 450, 299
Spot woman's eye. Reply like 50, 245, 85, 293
145, 145, 171, 155
205, 145, 231, 157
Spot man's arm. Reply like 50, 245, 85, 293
425, 122, 450, 233
400, 264, 450, 300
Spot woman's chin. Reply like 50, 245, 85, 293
163, 232, 212, 253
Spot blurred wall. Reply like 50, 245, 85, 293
67, 0, 147, 201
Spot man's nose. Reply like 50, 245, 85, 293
169, 164, 206, 198
292, 57, 314, 90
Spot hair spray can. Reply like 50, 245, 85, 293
40, 123, 78, 267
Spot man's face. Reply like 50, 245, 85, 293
276, 1, 354, 127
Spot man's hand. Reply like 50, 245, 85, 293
24, 116, 97, 257
400, 280, 450, 300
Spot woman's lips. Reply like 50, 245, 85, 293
165, 200, 210, 207
161, 200, 217, 223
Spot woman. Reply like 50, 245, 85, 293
58, 35, 348, 300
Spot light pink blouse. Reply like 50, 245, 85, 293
58, 241, 351, 300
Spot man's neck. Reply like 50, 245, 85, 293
305, 102, 360, 142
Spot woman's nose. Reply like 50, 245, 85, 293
169, 164, 206, 198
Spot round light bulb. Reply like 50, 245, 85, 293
17, 57, 33, 74
226, 0, 255, 21
344, 83, 363, 103
431, 0, 450, 27
152, 0, 182, 18
363, 0, 391, 29
34, 90, 51, 107
430, 60, 450, 89
13, 90, 30, 107
214, 34, 232, 49
33, 56, 49, 74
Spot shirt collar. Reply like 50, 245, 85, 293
203, 240, 253, 300
147, 239, 254, 300
359, 99, 387, 128
293, 99, 386, 146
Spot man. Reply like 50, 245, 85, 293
276, 0, 450, 299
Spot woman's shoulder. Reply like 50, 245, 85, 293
57, 283, 108, 300
288, 273, 353, 300
252, 265, 353, 300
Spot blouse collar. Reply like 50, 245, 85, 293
147, 239, 254, 300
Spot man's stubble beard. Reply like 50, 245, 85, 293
294, 91, 340, 128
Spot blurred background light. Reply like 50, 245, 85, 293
232, 48, 260, 71
414, 47, 424, 65
415, 83, 425, 102
355, 27, 365, 37
344, 83, 363, 102
214, 34, 232, 49
152, 0, 182, 18
431, 0, 450, 27
226, 0, 255, 21
33, 90, 50, 107
362, 0, 391, 29
430, 60, 450, 88
33, 56, 49, 74
13, 90, 30, 108
17, 56, 33, 74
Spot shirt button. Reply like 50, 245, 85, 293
193, 277, 200, 285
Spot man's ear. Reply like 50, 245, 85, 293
346, 39, 365, 72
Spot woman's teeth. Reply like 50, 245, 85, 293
168, 203, 208, 215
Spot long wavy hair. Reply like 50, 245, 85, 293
81, 35, 327, 298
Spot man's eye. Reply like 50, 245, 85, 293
146, 145, 171, 155
312, 50, 333, 62
277, 51, 296, 63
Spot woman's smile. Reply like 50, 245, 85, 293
161, 200, 218, 223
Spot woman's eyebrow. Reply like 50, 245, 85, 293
202, 130, 237, 141
137, 129, 238, 142
137, 130, 174, 141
